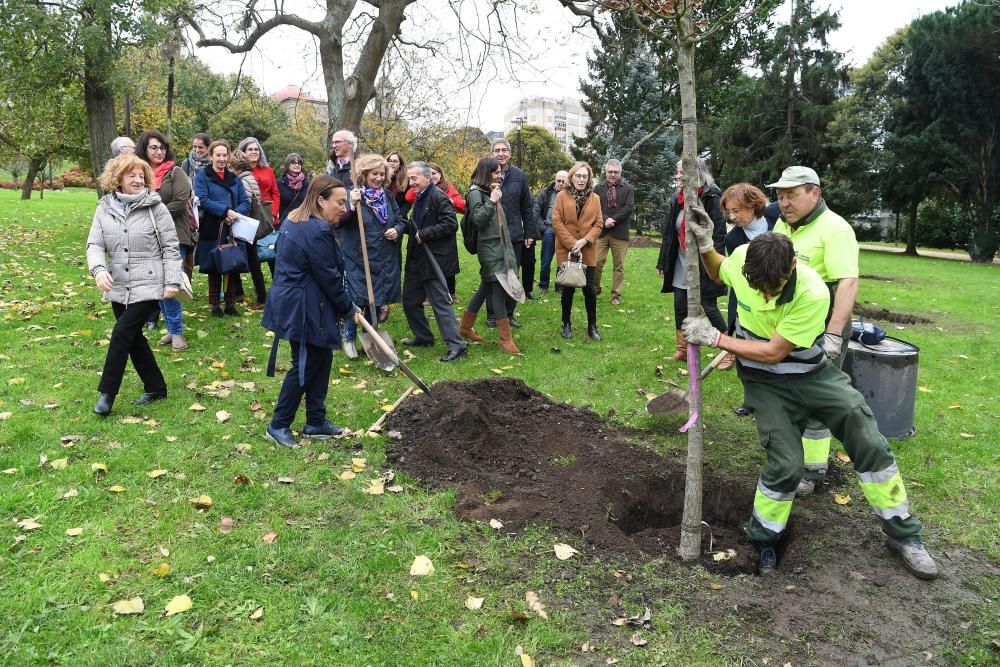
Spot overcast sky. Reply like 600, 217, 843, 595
192, 0, 958, 133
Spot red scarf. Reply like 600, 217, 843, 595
153, 160, 175, 190
676, 186, 703, 252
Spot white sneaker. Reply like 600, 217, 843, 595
796, 478, 816, 496
343, 340, 358, 359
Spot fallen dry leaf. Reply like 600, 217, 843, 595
918, 385, 930, 393
553, 543, 579, 560
108, 485, 126, 494
151, 562, 171, 577
338, 470, 357, 481
164, 594, 192, 616
511, 610, 530, 621
387, 485, 403, 493
2, 467, 17, 474
98, 573, 112, 583
91, 462, 108, 474
262, 531, 278, 544
409, 555, 435, 576
833, 493, 851, 505
8, 377, 25, 385
351, 458, 367, 473
708, 582, 723, 590
712, 549, 737, 562
277, 476, 295, 484
947, 403, 962, 410
61, 488, 78, 499
121, 417, 143, 425
489, 519, 504, 530
218, 516, 235, 534
233, 474, 252, 485
250, 607, 264, 621
835, 451, 851, 463
49, 458, 69, 470
409, 589, 419, 601
235, 443, 252, 454
112, 597, 144, 615
216, 410, 231, 423
960, 432, 975, 439
363, 479, 385, 495
158, 546, 170, 557
146, 469, 168, 479
189, 495, 212, 510
519, 654, 537, 667
465, 596, 485, 610
250, 400, 262, 412
526, 591, 548, 620
65, 527, 83, 537
0, 412, 12, 420
189, 403, 207, 412
316, 452, 330, 461
630, 632, 648, 647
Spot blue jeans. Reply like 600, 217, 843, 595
159, 245, 188, 335
538, 227, 556, 289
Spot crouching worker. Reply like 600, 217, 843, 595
262, 175, 363, 448
680, 209, 938, 580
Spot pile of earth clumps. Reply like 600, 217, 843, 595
628, 235, 661, 248
386, 377, 757, 574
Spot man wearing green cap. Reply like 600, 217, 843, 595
768, 166, 859, 497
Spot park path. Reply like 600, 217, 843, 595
859, 244, 999, 264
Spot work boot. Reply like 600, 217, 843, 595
669, 330, 687, 361
459, 310, 485, 343
796, 478, 816, 496
886, 536, 940, 580
495, 319, 521, 354
755, 542, 778, 575
93, 393, 115, 417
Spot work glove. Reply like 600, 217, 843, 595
682, 315, 721, 347
687, 204, 716, 253
822, 332, 843, 359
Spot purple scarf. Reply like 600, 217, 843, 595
363, 187, 389, 226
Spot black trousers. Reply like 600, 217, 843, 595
467, 280, 508, 319
521, 241, 536, 293
672, 287, 726, 331
98, 300, 167, 397
245, 244, 268, 304
561, 266, 597, 326
271, 341, 333, 430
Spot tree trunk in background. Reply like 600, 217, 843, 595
20, 156, 45, 200
81, 0, 116, 197
904, 200, 918, 256
166, 54, 175, 142
675, 0, 704, 563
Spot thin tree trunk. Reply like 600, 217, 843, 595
904, 199, 918, 256
166, 53, 175, 142
81, 0, 116, 197
20, 156, 45, 200
675, 0, 704, 563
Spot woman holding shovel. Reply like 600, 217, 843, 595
339, 154, 406, 358
459, 157, 521, 354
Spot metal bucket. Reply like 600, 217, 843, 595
842, 336, 919, 439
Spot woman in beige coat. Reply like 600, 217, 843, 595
553, 161, 604, 340
87, 155, 183, 417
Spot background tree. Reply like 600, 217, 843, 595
207, 96, 289, 145
517, 125, 571, 192
263, 132, 328, 177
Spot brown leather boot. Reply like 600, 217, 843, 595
668, 329, 687, 361
459, 310, 485, 343
495, 319, 521, 354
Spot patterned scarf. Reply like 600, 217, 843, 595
574, 186, 593, 215
607, 181, 618, 208
362, 187, 389, 226
286, 170, 305, 191
153, 160, 175, 190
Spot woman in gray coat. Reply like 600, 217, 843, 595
459, 157, 520, 354
87, 155, 183, 417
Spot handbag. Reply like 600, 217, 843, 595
174, 271, 194, 302
211, 225, 249, 274
256, 230, 279, 262
556, 250, 587, 288
250, 195, 275, 240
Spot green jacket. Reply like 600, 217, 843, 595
467, 186, 516, 283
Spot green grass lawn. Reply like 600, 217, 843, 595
1, 188, 997, 665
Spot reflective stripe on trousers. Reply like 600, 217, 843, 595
752, 478, 794, 536
802, 430, 831, 473
858, 462, 911, 521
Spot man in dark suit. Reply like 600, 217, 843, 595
593, 159, 635, 306
400, 162, 468, 362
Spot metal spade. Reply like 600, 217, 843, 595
645, 349, 730, 416
494, 199, 526, 303
357, 316, 432, 395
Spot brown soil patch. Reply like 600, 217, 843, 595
854, 304, 932, 324
628, 235, 661, 248
386, 378, 998, 665
859, 273, 896, 281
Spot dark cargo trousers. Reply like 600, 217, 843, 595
742, 363, 923, 544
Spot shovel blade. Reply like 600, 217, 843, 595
359, 330, 398, 373
645, 389, 688, 416
496, 270, 526, 304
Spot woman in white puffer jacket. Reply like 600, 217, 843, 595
86, 154, 183, 417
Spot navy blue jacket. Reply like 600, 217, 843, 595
193, 168, 250, 241
261, 217, 357, 348
337, 193, 406, 307
405, 186, 460, 282
276, 176, 310, 224
499, 165, 537, 241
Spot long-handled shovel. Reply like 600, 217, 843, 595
494, 202, 526, 303
356, 204, 395, 356
645, 349, 730, 416
357, 316, 432, 396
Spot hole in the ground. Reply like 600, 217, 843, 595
854, 304, 932, 324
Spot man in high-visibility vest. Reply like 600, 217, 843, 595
680, 217, 938, 579
768, 166, 859, 496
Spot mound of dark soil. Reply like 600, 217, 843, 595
387, 378, 757, 574
628, 235, 661, 248
386, 378, 1000, 665
855, 304, 932, 324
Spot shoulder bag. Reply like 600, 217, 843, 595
211, 224, 249, 274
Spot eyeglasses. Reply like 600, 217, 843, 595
148, 145, 165, 152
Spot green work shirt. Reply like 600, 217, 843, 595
720, 245, 830, 350
773, 200, 859, 283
